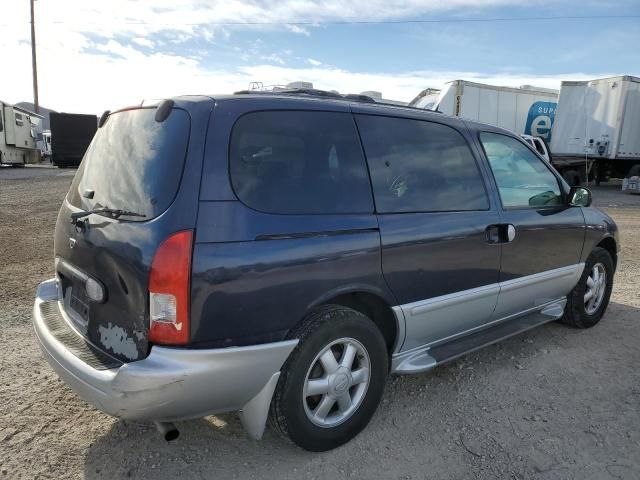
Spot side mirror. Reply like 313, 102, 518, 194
568, 186, 592, 207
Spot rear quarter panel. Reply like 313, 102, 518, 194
191, 99, 394, 347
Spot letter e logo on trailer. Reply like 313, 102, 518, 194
525, 101, 557, 141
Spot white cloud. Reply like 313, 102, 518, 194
14, 0, 526, 37
285, 24, 311, 36
0, 0, 628, 113
260, 53, 286, 65
2, 35, 618, 114
131, 37, 155, 48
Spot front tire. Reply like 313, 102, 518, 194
270, 305, 388, 451
560, 247, 614, 328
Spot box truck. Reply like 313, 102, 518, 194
50, 112, 97, 168
550, 76, 640, 186
410, 80, 559, 139
0, 101, 42, 166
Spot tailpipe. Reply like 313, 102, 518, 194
154, 421, 179, 441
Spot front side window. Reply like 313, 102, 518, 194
480, 132, 562, 208
230, 111, 373, 214
356, 115, 489, 213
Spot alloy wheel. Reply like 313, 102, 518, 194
302, 337, 371, 428
584, 262, 607, 315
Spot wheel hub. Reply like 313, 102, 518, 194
302, 337, 371, 428
329, 369, 352, 395
584, 262, 607, 315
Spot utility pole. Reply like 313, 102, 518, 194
30, 0, 39, 113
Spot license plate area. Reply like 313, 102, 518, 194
63, 280, 90, 331
70, 282, 90, 320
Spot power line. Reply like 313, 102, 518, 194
2, 14, 640, 27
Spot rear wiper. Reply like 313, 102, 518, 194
70, 207, 146, 222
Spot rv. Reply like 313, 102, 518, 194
0, 101, 42, 166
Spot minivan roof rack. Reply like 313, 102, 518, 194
234, 87, 358, 100
233, 87, 443, 112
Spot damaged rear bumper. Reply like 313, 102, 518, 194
32, 278, 297, 439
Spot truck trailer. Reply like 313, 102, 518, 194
410, 80, 559, 139
0, 101, 42, 166
49, 112, 97, 168
550, 76, 640, 186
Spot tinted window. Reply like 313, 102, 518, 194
481, 132, 562, 208
230, 111, 373, 214
356, 115, 488, 213
68, 108, 190, 220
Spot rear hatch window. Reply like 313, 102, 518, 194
67, 107, 190, 220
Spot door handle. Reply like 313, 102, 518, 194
486, 224, 516, 244
486, 225, 501, 244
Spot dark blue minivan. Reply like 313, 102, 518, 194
33, 90, 619, 451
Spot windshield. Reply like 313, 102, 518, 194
67, 107, 190, 220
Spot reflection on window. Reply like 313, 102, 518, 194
67, 108, 190, 220
357, 115, 488, 213
230, 111, 373, 214
481, 133, 562, 208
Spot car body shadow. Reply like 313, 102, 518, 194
83, 301, 640, 480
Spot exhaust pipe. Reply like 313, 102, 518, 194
154, 421, 179, 441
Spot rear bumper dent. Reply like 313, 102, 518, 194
33, 279, 297, 439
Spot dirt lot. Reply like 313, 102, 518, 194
1, 167, 639, 480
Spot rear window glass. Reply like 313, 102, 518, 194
67, 108, 190, 220
356, 115, 489, 213
229, 111, 373, 214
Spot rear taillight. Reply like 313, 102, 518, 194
148, 230, 193, 345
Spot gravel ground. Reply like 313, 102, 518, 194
1, 167, 639, 480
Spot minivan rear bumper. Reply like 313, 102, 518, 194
33, 279, 297, 439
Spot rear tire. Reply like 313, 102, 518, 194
270, 305, 388, 451
560, 247, 614, 328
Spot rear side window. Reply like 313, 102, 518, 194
229, 111, 373, 214
68, 108, 190, 220
356, 115, 489, 213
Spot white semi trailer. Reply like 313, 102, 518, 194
410, 80, 559, 139
550, 76, 640, 186
0, 100, 42, 166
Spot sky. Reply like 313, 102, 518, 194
1, 0, 640, 113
